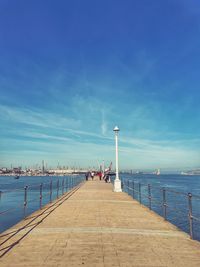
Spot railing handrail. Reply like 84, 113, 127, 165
0, 175, 84, 220
0, 176, 79, 194
122, 178, 200, 240
122, 178, 200, 199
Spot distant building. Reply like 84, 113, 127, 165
13, 167, 21, 174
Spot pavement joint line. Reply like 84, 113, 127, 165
10, 227, 189, 237
66, 200, 135, 203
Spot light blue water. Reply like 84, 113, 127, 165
0, 175, 84, 233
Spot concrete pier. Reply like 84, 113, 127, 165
0, 178, 200, 266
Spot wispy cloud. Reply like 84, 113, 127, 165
1, 130, 200, 169
101, 109, 107, 135
0, 104, 114, 141
0, 104, 81, 129
1, 102, 200, 170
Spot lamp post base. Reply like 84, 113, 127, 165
113, 179, 122, 192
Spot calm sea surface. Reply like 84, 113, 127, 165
0, 174, 200, 241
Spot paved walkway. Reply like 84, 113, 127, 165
0, 178, 200, 267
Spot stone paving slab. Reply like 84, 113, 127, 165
0, 179, 200, 266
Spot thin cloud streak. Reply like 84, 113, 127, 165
101, 109, 107, 135
1, 103, 200, 169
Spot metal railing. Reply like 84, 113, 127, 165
0, 175, 84, 233
122, 178, 200, 241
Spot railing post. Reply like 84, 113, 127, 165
50, 180, 52, 203
66, 177, 68, 191
56, 180, 59, 198
24, 186, 28, 217
128, 180, 130, 195
148, 184, 151, 210
40, 183, 43, 209
65, 178, 67, 192
62, 178, 64, 195
121, 177, 123, 190
132, 180, 134, 198
139, 183, 141, 204
162, 188, 167, 220
188, 193, 194, 239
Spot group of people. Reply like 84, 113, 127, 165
85, 171, 111, 183
85, 171, 95, 181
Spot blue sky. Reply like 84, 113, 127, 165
1, 0, 200, 170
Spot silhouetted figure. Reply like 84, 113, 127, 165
85, 172, 89, 181
105, 174, 110, 183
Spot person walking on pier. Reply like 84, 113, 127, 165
98, 172, 102, 180
85, 172, 89, 181
105, 174, 110, 183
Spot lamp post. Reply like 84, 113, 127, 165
113, 126, 122, 192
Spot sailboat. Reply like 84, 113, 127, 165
156, 169, 160, 175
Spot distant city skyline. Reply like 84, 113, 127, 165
1, 0, 200, 170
